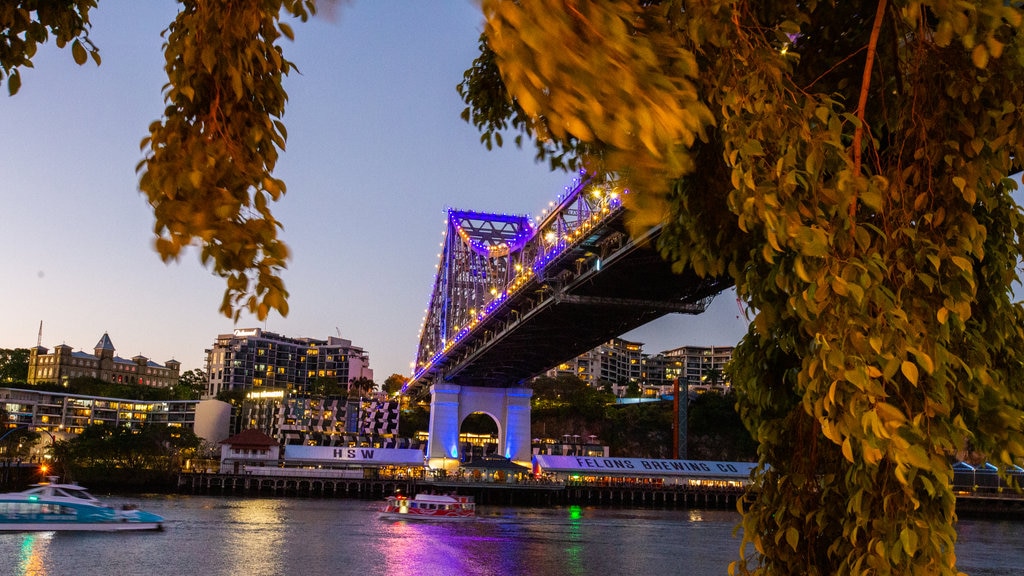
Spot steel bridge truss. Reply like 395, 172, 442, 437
415, 168, 688, 381
403, 168, 733, 393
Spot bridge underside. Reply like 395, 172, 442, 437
412, 224, 733, 393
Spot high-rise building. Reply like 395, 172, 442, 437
204, 328, 373, 398
27, 333, 180, 388
546, 340, 734, 397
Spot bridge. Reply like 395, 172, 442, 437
407, 171, 733, 466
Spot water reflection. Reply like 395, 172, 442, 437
0, 497, 1018, 576
18, 532, 52, 576
221, 499, 286, 576
565, 505, 584, 576
377, 518, 502, 576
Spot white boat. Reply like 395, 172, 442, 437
0, 477, 164, 531
380, 493, 476, 521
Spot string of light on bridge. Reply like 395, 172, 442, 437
405, 170, 628, 393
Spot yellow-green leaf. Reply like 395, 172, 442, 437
901, 361, 919, 385
786, 527, 800, 551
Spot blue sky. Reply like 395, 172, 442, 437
0, 1, 750, 378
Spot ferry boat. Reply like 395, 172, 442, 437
380, 493, 476, 521
0, 477, 164, 531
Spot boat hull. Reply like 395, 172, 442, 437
0, 521, 163, 532
379, 510, 475, 522
379, 493, 476, 521
0, 477, 165, 532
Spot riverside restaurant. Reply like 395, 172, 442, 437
238, 445, 428, 480
532, 455, 756, 488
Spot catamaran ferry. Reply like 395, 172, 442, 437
0, 477, 164, 531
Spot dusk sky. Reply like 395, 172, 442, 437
3, 1, 754, 378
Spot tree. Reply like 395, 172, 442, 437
175, 368, 208, 400
530, 375, 615, 441
462, 2, 1024, 574
398, 404, 429, 439
625, 380, 641, 398
383, 373, 408, 397
2, 0, 323, 320
702, 368, 722, 389
348, 377, 376, 397
0, 429, 39, 462
308, 375, 344, 397
215, 388, 247, 407
0, 348, 29, 383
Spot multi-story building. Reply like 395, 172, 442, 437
657, 345, 733, 392
546, 338, 645, 392
27, 333, 180, 388
204, 328, 373, 398
546, 340, 734, 397
0, 387, 231, 455
234, 390, 401, 447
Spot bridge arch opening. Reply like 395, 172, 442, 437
427, 384, 533, 471
459, 412, 501, 461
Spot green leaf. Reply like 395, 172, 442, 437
786, 527, 800, 551
900, 527, 918, 556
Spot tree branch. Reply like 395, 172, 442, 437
851, 0, 888, 222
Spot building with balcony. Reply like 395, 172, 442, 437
204, 328, 372, 398
656, 345, 733, 392
0, 387, 231, 453
27, 333, 180, 388
234, 390, 401, 447
545, 338, 645, 392
545, 340, 734, 397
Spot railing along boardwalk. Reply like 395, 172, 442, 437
178, 472, 746, 510
178, 472, 1024, 518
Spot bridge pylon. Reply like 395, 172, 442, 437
427, 383, 533, 470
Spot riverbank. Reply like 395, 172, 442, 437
175, 472, 1024, 518
175, 472, 746, 509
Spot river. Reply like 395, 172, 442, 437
1, 495, 1021, 576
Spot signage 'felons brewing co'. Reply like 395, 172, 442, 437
532, 456, 755, 486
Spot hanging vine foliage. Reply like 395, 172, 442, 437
0, 1, 101, 96
137, 0, 320, 320
465, 1, 1024, 574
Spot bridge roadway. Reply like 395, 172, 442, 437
407, 202, 733, 395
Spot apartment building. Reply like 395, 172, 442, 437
546, 340, 734, 397
204, 328, 373, 398
0, 387, 230, 447
546, 338, 645, 390
234, 390, 401, 447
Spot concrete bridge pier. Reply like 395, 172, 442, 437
427, 383, 533, 470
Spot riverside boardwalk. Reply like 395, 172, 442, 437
177, 471, 1024, 517
177, 472, 745, 509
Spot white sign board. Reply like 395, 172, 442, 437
533, 455, 755, 478
283, 445, 425, 466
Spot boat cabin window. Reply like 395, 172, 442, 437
0, 502, 77, 516
54, 487, 94, 500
